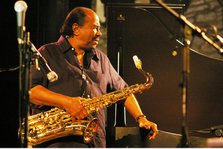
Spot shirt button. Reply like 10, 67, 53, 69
82, 74, 86, 80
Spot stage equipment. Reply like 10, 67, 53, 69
112, 127, 208, 147
14, 0, 30, 147
14, 1, 58, 147
155, 0, 223, 147
106, 2, 223, 148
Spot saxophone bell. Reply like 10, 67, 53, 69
83, 118, 99, 143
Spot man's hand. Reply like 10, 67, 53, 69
63, 97, 88, 122
138, 117, 158, 140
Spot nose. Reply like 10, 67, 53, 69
96, 29, 102, 37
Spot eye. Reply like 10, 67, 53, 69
94, 26, 100, 32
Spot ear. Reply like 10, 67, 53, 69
72, 23, 79, 35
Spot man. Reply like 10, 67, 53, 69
29, 7, 158, 147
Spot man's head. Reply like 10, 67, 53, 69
60, 7, 102, 50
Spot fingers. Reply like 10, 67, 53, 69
64, 97, 89, 121
138, 120, 158, 140
74, 108, 88, 120
71, 110, 87, 122
71, 116, 76, 123
149, 130, 158, 140
148, 124, 158, 140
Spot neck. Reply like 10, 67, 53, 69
76, 51, 85, 67
75, 49, 85, 56
67, 36, 85, 55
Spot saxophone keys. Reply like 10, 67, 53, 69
95, 106, 100, 111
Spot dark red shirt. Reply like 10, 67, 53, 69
30, 36, 127, 147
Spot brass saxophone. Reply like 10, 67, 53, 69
23, 55, 154, 146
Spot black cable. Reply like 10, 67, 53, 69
0, 66, 20, 72
135, 5, 184, 42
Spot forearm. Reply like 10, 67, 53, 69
29, 85, 70, 108
124, 94, 144, 120
29, 85, 88, 120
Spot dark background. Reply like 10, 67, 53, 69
106, 1, 223, 136
0, 0, 223, 147
1, 1, 19, 147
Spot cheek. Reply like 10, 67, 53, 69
79, 34, 90, 41
84, 31, 95, 39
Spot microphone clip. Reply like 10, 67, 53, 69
29, 42, 59, 82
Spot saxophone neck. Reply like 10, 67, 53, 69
139, 69, 154, 87
145, 72, 154, 86
133, 55, 153, 86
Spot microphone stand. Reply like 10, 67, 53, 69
17, 32, 58, 147
114, 13, 127, 127
155, 0, 223, 54
179, 25, 192, 147
154, 0, 223, 147
191, 124, 223, 137
18, 31, 32, 147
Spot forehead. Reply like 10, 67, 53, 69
83, 11, 100, 26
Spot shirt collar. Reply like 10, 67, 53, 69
57, 35, 72, 53
57, 35, 99, 62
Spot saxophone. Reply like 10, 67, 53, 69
23, 55, 154, 146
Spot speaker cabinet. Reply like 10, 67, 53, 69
106, 3, 223, 135
112, 127, 207, 147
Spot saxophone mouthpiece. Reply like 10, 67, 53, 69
133, 55, 142, 70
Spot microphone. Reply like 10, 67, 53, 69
29, 42, 58, 82
14, 0, 28, 44
38, 56, 59, 83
